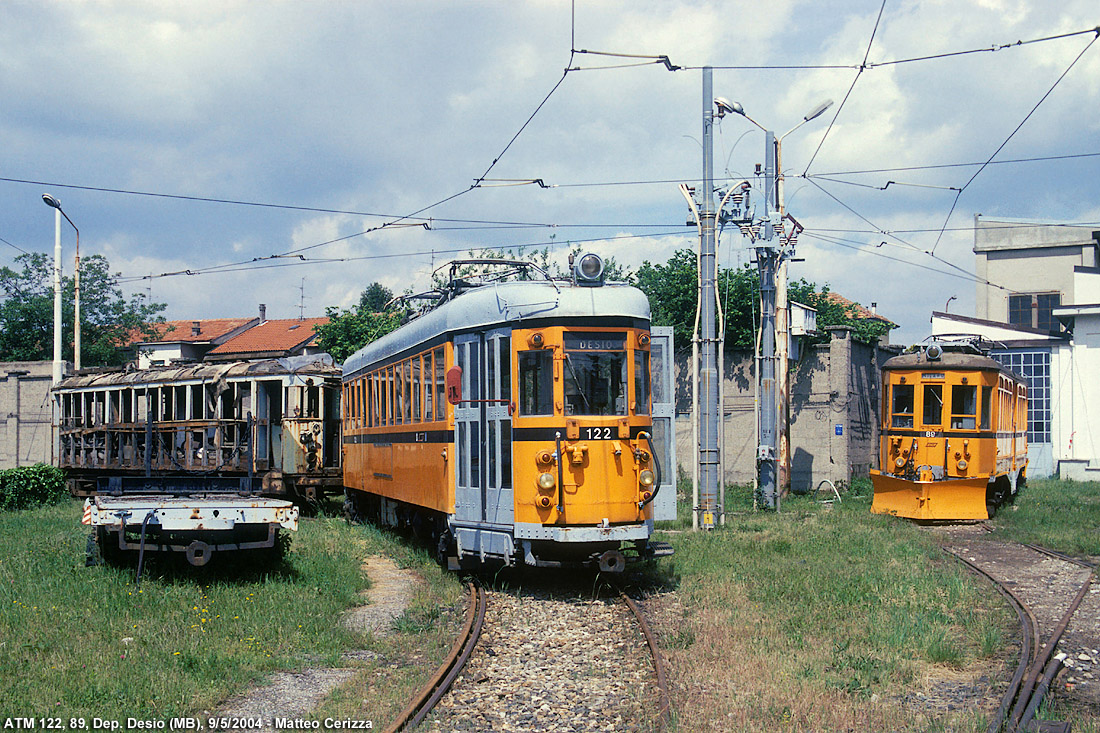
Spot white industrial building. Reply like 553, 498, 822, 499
933, 216, 1100, 479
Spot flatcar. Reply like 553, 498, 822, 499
870, 340, 1027, 520
56, 356, 343, 501
341, 254, 676, 572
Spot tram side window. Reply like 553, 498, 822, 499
519, 351, 554, 415
922, 384, 942, 426
434, 347, 445, 421
980, 386, 992, 431
891, 384, 914, 428
424, 352, 433, 423
634, 350, 650, 415
951, 385, 977, 429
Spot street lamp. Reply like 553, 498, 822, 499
42, 194, 81, 372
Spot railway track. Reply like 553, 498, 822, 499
943, 530, 1097, 732
385, 580, 670, 732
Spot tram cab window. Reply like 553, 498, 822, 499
922, 385, 942, 426
891, 384, 914, 428
951, 385, 977, 429
519, 351, 553, 415
563, 332, 627, 417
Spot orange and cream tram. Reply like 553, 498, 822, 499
341, 255, 675, 572
870, 340, 1028, 520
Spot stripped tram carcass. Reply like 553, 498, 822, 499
341, 254, 676, 571
55, 356, 342, 564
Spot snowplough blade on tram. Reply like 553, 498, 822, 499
870, 471, 990, 521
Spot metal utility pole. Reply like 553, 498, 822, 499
728, 99, 832, 510
680, 71, 756, 528
756, 132, 780, 509
49, 202, 63, 385
42, 194, 80, 371
696, 66, 720, 530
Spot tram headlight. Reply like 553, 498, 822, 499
538, 472, 556, 490
639, 469, 656, 487
956, 459, 968, 471
894, 457, 906, 468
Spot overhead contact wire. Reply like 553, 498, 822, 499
802, 0, 889, 176
929, 30, 1099, 254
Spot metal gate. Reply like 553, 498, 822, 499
650, 326, 677, 521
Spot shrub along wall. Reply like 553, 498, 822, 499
0, 463, 67, 511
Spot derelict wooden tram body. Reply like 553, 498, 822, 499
55, 357, 344, 501
341, 257, 675, 571
870, 343, 1028, 520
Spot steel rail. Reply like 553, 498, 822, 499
1022, 542, 1098, 569
1008, 567, 1094, 733
946, 544, 1094, 732
620, 590, 672, 730
942, 548, 1035, 733
383, 582, 487, 733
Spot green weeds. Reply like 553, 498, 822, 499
990, 477, 1100, 555
0, 499, 463, 721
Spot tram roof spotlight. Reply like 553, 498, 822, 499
574, 252, 605, 285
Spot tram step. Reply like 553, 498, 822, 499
649, 541, 674, 558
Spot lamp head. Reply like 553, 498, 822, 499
42, 193, 62, 209
714, 97, 742, 119
803, 99, 834, 123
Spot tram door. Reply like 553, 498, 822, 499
454, 329, 514, 532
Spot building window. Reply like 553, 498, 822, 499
1008, 292, 1061, 332
991, 350, 1050, 444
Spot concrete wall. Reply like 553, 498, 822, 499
674, 328, 894, 492
0, 361, 64, 469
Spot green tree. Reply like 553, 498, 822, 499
633, 247, 894, 350
358, 282, 393, 312
314, 282, 405, 363
0, 253, 166, 366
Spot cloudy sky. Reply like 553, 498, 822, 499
2, 0, 1098, 346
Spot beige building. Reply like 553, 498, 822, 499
1, 361, 69, 468
974, 215, 1100, 329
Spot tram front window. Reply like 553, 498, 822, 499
951, 385, 977, 429
891, 384, 914, 428
563, 332, 627, 416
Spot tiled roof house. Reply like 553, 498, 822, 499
132, 317, 258, 368
204, 317, 329, 361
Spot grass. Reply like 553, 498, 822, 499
645, 479, 1017, 731
989, 477, 1100, 556
0, 499, 465, 723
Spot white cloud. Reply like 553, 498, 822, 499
2, 0, 1098, 346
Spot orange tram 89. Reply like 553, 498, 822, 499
340, 254, 675, 572
870, 339, 1028, 521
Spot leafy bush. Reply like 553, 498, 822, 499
0, 464, 67, 511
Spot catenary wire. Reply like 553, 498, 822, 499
929, 30, 1099, 254
802, 0, 889, 175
